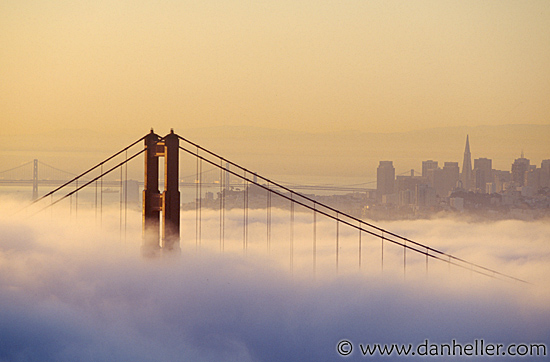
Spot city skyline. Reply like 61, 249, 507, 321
1, 129, 547, 223
1, 124, 549, 187
374, 133, 549, 219
1, 127, 548, 192
377, 134, 549, 192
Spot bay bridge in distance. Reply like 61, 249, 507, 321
0, 160, 376, 200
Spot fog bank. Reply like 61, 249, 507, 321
0, 202, 548, 361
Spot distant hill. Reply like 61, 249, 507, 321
182, 124, 550, 180
1, 124, 548, 183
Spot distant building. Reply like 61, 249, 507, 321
493, 170, 511, 193
422, 160, 438, 178
382, 193, 398, 206
377, 161, 395, 199
540, 160, 550, 188
511, 153, 530, 187
396, 175, 422, 191
473, 158, 492, 193
461, 135, 473, 191
525, 166, 541, 191
520, 185, 535, 197
442, 162, 460, 196
224, 162, 231, 189
398, 189, 414, 206
426, 167, 445, 197
416, 184, 436, 207
396, 174, 424, 206
486, 182, 496, 194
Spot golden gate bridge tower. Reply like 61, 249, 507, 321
142, 129, 180, 256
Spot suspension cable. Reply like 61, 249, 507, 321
176, 134, 524, 283
38, 161, 77, 177
29, 135, 146, 206
177, 142, 529, 284
0, 161, 33, 175
32, 148, 145, 215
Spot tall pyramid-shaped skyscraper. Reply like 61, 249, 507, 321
460, 135, 472, 190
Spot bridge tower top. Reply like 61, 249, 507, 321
142, 131, 180, 257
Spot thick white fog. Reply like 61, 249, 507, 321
0, 199, 549, 361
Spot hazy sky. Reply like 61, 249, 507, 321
2, 0, 549, 137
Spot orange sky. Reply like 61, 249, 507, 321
1, 0, 549, 138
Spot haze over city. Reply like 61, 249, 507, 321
1, 1, 549, 361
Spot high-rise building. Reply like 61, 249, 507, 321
493, 170, 511, 192
422, 160, 438, 178
473, 158, 492, 193
540, 160, 550, 188
511, 153, 530, 187
396, 174, 424, 206
461, 135, 472, 191
486, 182, 496, 194
525, 166, 540, 191
396, 174, 424, 193
442, 162, 460, 196
416, 184, 436, 207
426, 167, 445, 197
377, 161, 395, 198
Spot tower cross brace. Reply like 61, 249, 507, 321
142, 129, 180, 256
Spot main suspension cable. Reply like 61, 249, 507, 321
177, 142, 529, 284
176, 134, 521, 282
28, 135, 146, 206
32, 148, 145, 215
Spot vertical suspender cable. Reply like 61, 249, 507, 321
120, 164, 123, 240
195, 150, 199, 249
290, 195, 294, 273
95, 179, 98, 225
124, 150, 128, 242
223, 163, 227, 252
218, 159, 223, 251
426, 247, 429, 275
202, 158, 204, 246
100, 164, 103, 227
245, 178, 248, 250
404, 240, 407, 280
75, 179, 78, 219
359, 222, 362, 269
267, 182, 271, 253
381, 231, 384, 272
243, 173, 247, 252
313, 203, 317, 276
336, 212, 339, 273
